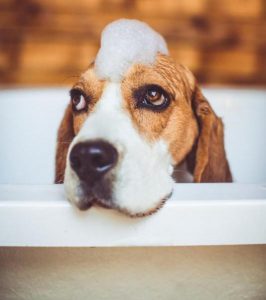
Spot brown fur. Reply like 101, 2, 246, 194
122, 55, 199, 165
55, 104, 74, 183
188, 86, 232, 182
55, 55, 232, 184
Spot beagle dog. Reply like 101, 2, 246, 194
55, 19, 232, 217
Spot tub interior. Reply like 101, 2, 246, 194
0, 87, 265, 184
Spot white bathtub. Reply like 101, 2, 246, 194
1, 87, 266, 300
0, 87, 266, 247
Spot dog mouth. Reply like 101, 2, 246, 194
74, 179, 172, 217
76, 197, 111, 211
75, 176, 115, 211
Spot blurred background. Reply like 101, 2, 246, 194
0, 0, 265, 87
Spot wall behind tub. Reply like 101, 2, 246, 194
1, 0, 265, 87
1, 246, 266, 300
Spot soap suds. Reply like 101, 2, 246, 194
94, 19, 168, 82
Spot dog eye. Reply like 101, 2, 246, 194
135, 85, 170, 111
70, 90, 87, 112
146, 88, 166, 106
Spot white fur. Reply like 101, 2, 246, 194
64, 83, 174, 215
64, 167, 82, 205
94, 19, 168, 82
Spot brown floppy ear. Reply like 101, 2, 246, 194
188, 85, 232, 182
55, 104, 75, 183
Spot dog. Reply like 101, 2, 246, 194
55, 19, 232, 217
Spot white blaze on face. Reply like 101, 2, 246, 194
66, 82, 174, 215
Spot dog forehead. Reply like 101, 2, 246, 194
80, 67, 105, 94
80, 55, 187, 96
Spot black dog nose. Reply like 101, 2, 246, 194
69, 140, 118, 183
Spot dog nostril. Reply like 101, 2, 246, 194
69, 140, 118, 182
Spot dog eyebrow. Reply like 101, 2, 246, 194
69, 87, 85, 97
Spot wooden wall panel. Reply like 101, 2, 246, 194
0, 0, 265, 86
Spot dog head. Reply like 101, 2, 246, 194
55, 19, 232, 217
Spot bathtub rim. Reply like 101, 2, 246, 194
0, 182, 265, 247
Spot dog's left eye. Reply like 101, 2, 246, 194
70, 89, 88, 112
135, 85, 170, 111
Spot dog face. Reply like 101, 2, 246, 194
55, 54, 232, 217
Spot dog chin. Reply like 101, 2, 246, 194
73, 186, 172, 217
74, 193, 171, 217
116, 192, 172, 217
65, 176, 172, 217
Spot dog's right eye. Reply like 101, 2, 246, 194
134, 84, 171, 112
70, 89, 88, 112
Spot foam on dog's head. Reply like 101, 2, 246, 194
94, 19, 168, 82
